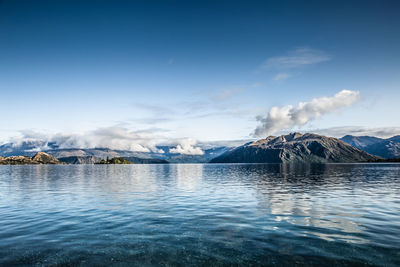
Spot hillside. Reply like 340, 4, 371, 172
0, 152, 62, 165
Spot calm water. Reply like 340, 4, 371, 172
0, 164, 399, 266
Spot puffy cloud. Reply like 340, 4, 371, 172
253, 90, 361, 137
170, 138, 204, 155
262, 47, 331, 69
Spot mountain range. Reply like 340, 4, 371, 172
0, 142, 230, 163
340, 135, 400, 158
1, 133, 399, 164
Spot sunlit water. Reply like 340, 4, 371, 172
0, 164, 399, 266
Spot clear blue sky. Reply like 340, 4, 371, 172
1, 0, 399, 144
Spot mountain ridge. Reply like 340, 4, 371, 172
340, 135, 400, 158
211, 132, 380, 163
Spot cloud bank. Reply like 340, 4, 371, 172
253, 90, 361, 137
9, 127, 205, 155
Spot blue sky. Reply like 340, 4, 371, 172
1, 0, 400, 147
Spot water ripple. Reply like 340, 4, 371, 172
0, 163, 399, 266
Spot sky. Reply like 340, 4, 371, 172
1, 0, 400, 151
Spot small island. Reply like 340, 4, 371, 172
96, 157, 133, 164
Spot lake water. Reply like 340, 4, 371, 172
0, 164, 399, 266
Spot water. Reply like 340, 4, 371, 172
0, 164, 399, 266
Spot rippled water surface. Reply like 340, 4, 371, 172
0, 164, 399, 266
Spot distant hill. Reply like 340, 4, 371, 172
124, 157, 169, 164
58, 156, 102, 164
341, 135, 400, 158
210, 133, 380, 163
362, 136, 400, 159
58, 155, 169, 164
340, 135, 383, 149
151, 146, 230, 163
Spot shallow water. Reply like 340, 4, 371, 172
0, 163, 399, 266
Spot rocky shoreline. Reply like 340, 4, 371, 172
0, 152, 62, 165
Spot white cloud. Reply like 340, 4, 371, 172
253, 90, 361, 137
273, 73, 291, 81
211, 88, 245, 101
170, 138, 204, 155
262, 47, 331, 70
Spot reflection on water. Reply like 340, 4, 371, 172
0, 163, 399, 266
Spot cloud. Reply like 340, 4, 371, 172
253, 90, 361, 137
169, 138, 204, 155
130, 117, 173, 125
211, 88, 245, 101
273, 73, 291, 81
43, 127, 162, 152
129, 103, 176, 125
7, 127, 207, 155
262, 47, 331, 70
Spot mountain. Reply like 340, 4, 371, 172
0, 152, 62, 165
362, 136, 400, 159
151, 146, 231, 163
210, 133, 380, 163
341, 135, 400, 158
0, 141, 59, 157
340, 135, 383, 149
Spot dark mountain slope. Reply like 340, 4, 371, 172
211, 133, 380, 163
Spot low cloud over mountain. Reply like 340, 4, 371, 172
7, 127, 204, 155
